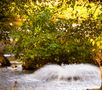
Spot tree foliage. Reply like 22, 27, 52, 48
1, 0, 102, 69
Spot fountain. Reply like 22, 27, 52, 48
0, 64, 101, 90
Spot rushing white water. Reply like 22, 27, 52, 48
0, 64, 101, 90
32, 64, 101, 90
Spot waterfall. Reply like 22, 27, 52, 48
0, 64, 101, 90
32, 64, 101, 90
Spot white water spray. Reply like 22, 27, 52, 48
32, 64, 101, 90
1, 64, 101, 90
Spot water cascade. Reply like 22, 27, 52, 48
32, 64, 101, 90
0, 64, 101, 90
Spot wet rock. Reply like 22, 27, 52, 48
0, 53, 11, 67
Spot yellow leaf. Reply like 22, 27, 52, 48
99, 45, 102, 49
92, 49, 95, 52
90, 39, 93, 42
92, 41, 95, 46
96, 41, 100, 47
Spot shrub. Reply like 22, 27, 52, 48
7, 0, 102, 69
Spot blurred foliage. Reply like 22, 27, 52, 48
0, 0, 102, 69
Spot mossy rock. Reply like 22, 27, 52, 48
0, 53, 11, 67
22, 61, 42, 70
22, 58, 50, 70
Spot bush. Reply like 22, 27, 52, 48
8, 1, 102, 69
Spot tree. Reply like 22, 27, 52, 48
1, 0, 102, 69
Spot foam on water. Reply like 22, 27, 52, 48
1, 64, 101, 90
32, 64, 101, 89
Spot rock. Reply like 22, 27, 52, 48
0, 53, 11, 67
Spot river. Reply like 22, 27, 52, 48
0, 63, 101, 90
